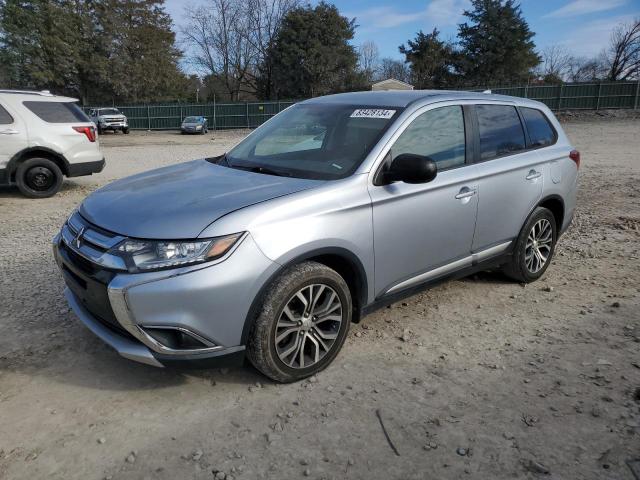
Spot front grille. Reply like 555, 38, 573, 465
57, 213, 135, 340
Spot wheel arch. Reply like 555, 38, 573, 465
7, 147, 70, 182
537, 195, 565, 233
241, 246, 369, 345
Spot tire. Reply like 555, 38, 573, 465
503, 207, 557, 283
123, 127, 130, 134
97, 125, 103, 135
16, 157, 64, 198
200, 127, 206, 135
247, 261, 352, 383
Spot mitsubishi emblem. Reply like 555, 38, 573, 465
74, 226, 86, 249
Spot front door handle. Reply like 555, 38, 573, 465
526, 170, 542, 181
455, 187, 477, 200
0, 128, 19, 135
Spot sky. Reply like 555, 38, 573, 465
164, 0, 640, 64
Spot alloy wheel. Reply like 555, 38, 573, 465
525, 218, 553, 273
274, 284, 343, 369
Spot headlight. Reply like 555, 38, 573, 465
110, 233, 244, 272
196, 125, 202, 130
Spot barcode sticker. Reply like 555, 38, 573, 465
350, 109, 396, 119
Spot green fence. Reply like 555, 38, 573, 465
85, 81, 640, 130
84, 100, 296, 130
469, 81, 640, 110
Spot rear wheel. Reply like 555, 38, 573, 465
503, 207, 557, 283
247, 261, 352, 383
16, 158, 63, 198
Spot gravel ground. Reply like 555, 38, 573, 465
0, 117, 639, 480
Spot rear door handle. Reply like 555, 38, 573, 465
0, 128, 19, 135
526, 170, 542, 180
455, 187, 477, 200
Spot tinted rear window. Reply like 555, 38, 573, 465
23, 101, 90, 123
0, 104, 13, 124
476, 105, 526, 160
521, 107, 556, 147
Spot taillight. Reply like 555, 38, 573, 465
569, 149, 580, 169
73, 126, 96, 142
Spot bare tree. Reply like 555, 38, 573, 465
539, 45, 572, 81
182, 0, 255, 100
246, 0, 299, 98
377, 57, 410, 83
358, 40, 379, 82
603, 18, 640, 81
567, 56, 605, 82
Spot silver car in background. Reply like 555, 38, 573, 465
53, 90, 579, 382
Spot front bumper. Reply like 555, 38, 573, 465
53, 222, 278, 368
100, 122, 128, 129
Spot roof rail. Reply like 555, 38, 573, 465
0, 89, 55, 97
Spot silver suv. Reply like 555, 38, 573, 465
0, 89, 104, 198
53, 90, 579, 382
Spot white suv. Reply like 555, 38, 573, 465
0, 90, 104, 198
89, 108, 129, 135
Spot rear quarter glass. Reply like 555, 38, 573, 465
0, 103, 14, 124
23, 101, 91, 123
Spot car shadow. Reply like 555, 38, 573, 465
0, 253, 266, 392
459, 269, 515, 285
0, 179, 93, 199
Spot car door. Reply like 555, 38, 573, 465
471, 103, 544, 252
0, 100, 28, 171
368, 104, 479, 297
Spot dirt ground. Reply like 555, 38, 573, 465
0, 116, 639, 480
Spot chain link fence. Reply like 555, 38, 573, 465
84, 81, 640, 130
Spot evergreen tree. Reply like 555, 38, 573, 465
0, 0, 80, 92
264, 2, 358, 98
0, 0, 188, 103
399, 29, 456, 89
457, 0, 539, 85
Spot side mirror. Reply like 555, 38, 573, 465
384, 153, 437, 184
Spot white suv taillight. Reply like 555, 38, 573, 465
569, 149, 580, 169
73, 126, 97, 142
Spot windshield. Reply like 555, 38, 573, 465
226, 103, 402, 180
100, 108, 120, 115
184, 116, 201, 123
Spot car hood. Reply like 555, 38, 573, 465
79, 159, 321, 239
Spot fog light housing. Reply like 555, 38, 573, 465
141, 326, 216, 350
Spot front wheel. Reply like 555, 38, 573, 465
247, 261, 352, 383
16, 158, 63, 198
122, 127, 130, 134
503, 207, 557, 283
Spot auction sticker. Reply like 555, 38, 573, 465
350, 109, 396, 119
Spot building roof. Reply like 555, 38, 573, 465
302, 89, 539, 108
372, 78, 414, 89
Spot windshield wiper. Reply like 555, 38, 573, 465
243, 165, 291, 177
209, 155, 290, 177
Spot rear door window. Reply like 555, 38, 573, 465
0, 103, 13, 124
475, 105, 526, 161
521, 107, 556, 148
22, 101, 90, 123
